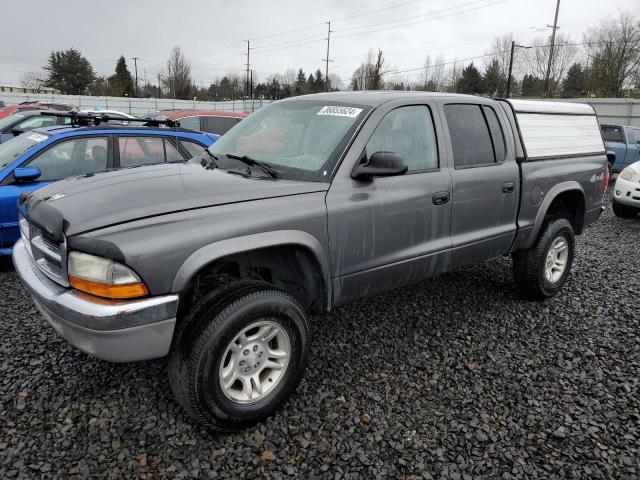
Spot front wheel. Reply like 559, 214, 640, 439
168, 286, 310, 431
512, 217, 575, 300
612, 200, 639, 219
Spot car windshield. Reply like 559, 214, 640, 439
208, 100, 370, 181
0, 113, 26, 130
0, 131, 50, 174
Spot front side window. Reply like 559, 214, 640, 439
445, 104, 496, 168
179, 139, 206, 158
27, 136, 108, 181
601, 126, 623, 143
366, 105, 438, 172
0, 132, 50, 174
209, 100, 370, 181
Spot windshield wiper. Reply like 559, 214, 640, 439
224, 153, 280, 179
200, 150, 219, 170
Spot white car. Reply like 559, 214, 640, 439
79, 109, 134, 124
612, 161, 640, 218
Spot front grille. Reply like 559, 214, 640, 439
20, 216, 68, 286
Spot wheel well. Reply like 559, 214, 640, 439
545, 190, 585, 234
178, 245, 327, 319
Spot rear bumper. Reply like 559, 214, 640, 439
12, 239, 178, 362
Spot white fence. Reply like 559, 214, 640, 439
1, 91, 638, 126
0, 92, 273, 116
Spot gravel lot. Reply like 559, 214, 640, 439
1, 203, 639, 479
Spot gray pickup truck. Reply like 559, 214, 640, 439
13, 92, 607, 431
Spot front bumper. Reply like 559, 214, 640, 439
613, 176, 640, 207
12, 239, 178, 362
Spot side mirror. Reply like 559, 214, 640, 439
606, 151, 616, 163
13, 167, 42, 182
11, 128, 23, 137
352, 151, 408, 180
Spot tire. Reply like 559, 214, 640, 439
612, 200, 639, 219
168, 285, 310, 431
512, 217, 575, 300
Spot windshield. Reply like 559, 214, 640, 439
208, 100, 369, 181
0, 113, 26, 130
0, 131, 50, 174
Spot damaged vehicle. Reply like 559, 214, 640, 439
13, 92, 607, 430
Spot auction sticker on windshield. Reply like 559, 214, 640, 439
28, 133, 49, 143
317, 106, 363, 118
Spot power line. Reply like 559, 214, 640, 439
333, 0, 508, 39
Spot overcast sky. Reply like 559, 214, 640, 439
1, 0, 637, 88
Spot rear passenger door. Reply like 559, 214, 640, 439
442, 102, 519, 269
115, 135, 186, 167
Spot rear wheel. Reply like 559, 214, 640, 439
168, 285, 309, 431
512, 217, 575, 300
612, 200, 639, 219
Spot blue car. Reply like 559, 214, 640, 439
0, 123, 218, 255
601, 124, 640, 173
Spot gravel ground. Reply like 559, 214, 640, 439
1, 204, 639, 479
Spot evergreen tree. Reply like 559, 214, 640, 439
108, 56, 134, 97
44, 48, 95, 94
561, 63, 586, 97
457, 63, 484, 94
521, 74, 544, 97
482, 59, 506, 96
294, 69, 307, 96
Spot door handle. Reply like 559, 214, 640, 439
502, 182, 515, 194
432, 191, 450, 205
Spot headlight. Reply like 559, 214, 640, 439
620, 167, 639, 182
68, 251, 148, 299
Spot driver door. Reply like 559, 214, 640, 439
326, 102, 452, 305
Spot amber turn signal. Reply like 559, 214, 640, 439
69, 276, 149, 299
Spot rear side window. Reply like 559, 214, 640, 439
482, 106, 506, 162
118, 136, 179, 167
601, 126, 623, 143
445, 104, 495, 168
178, 116, 201, 131
203, 116, 237, 135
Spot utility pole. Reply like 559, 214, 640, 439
543, 0, 561, 98
132, 57, 139, 97
506, 41, 531, 98
245, 40, 251, 99
157, 73, 162, 99
322, 21, 333, 92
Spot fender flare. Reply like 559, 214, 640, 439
171, 230, 332, 310
528, 181, 585, 245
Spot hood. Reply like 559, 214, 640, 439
21, 162, 328, 238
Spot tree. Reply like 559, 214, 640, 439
584, 11, 640, 97
350, 49, 385, 91
108, 56, 134, 97
458, 63, 484, 94
419, 54, 446, 91
164, 46, 192, 100
20, 72, 46, 93
521, 74, 544, 97
483, 59, 507, 96
561, 63, 586, 97
43, 48, 95, 94
294, 69, 308, 96
527, 33, 576, 97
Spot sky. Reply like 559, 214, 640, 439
0, 0, 638, 88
